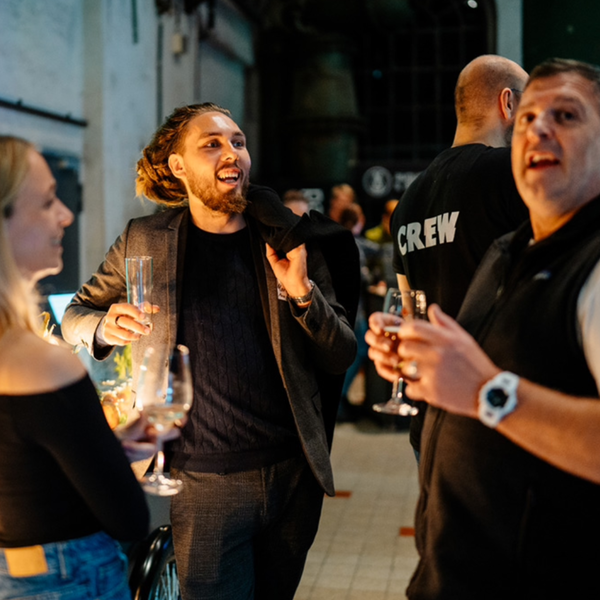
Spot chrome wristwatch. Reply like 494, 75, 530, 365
478, 371, 519, 428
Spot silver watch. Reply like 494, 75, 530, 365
478, 371, 519, 428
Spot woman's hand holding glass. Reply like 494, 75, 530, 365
114, 411, 183, 464
135, 344, 193, 496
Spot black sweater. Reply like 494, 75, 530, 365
171, 223, 300, 474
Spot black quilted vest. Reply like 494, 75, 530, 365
409, 196, 600, 600
460, 195, 600, 396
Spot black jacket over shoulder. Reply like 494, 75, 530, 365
409, 197, 600, 600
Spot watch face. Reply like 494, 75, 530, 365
487, 388, 508, 408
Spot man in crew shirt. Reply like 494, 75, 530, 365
385, 55, 529, 455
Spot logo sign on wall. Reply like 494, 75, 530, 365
362, 166, 420, 199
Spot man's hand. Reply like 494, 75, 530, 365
365, 311, 403, 383
99, 302, 160, 346
397, 304, 500, 418
265, 243, 312, 298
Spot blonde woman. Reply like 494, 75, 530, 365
0, 136, 149, 600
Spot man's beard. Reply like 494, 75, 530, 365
188, 172, 248, 214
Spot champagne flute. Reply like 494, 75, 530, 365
372, 288, 427, 416
126, 256, 153, 326
136, 344, 193, 496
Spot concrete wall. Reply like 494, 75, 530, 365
0, 0, 85, 158
496, 0, 523, 66
196, 0, 258, 166
82, 0, 158, 270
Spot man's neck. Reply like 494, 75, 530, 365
452, 124, 509, 149
189, 200, 246, 234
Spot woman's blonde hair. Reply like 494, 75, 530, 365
0, 135, 43, 337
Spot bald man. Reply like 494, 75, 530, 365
372, 55, 530, 455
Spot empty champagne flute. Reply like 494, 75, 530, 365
126, 256, 153, 326
136, 344, 193, 496
372, 288, 427, 416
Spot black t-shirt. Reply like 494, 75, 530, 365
0, 376, 149, 547
392, 144, 528, 318
390, 144, 529, 450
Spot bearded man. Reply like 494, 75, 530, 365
62, 103, 358, 600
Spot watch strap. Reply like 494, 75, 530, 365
290, 280, 315, 306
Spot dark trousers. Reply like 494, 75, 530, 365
170, 455, 324, 600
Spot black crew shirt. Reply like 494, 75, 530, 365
392, 144, 528, 319
391, 144, 529, 451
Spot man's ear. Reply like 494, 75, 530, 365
499, 87, 516, 121
168, 153, 186, 180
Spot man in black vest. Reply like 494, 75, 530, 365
368, 58, 600, 598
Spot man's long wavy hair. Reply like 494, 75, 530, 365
136, 103, 231, 207
0, 136, 44, 338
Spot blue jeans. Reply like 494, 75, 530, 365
0, 532, 131, 600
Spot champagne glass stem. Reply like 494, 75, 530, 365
392, 377, 403, 401
153, 440, 165, 475
387, 377, 407, 407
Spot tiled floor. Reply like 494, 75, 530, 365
145, 413, 421, 599
295, 418, 420, 600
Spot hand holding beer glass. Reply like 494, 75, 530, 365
372, 288, 427, 416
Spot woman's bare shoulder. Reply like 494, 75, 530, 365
0, 329, 87, 395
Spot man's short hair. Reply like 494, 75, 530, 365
527, 58, 600, 111
331, 183, 357, 203
454, 55, 526, 127
283, 189, 309, 205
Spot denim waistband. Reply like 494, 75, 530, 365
0, 531, 117, 578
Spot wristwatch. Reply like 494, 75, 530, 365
478, 371, 519, 428
290, 280, 315, 306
